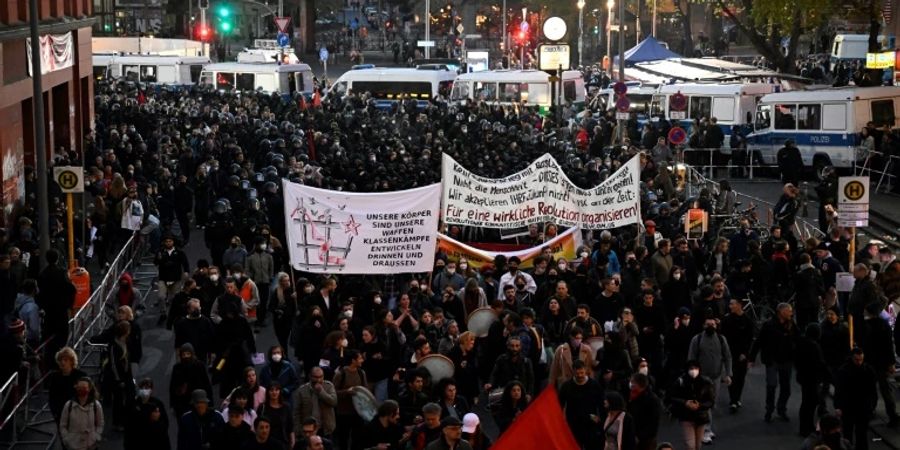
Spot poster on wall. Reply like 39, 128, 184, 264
442, 153, 642, 230
26, 32, 75, 76
283, 181, 441, 274
436, 227, 583, 270
2, 139, 24, 221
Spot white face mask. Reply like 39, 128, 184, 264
233, 272, 242, 279
209, 274, 219, 282
344, 310, 353, 318
340, 339, 349, 348
688, 369, 700, 379
638, 367, 649, 375
271, 354, 282, 363
374, 296, 382, 305
682, 319, 691, 327
460, 263, 468, 270
580, 252, 589, 258
558, 263, 567, 271
672, 273, 681, 281
138, 388, 152, 399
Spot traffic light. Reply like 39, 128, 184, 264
593, 25, 599, 35
196, 24, 212, 41
516, 29, 528, 44
215, 3, 234, 34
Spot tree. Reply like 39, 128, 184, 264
712, 0, 838, 74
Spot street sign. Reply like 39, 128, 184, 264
464, 34, 482, 39
670, 92, 687, 111
538, 44, 571, 70
616, 112, 630, 120
457, 24, 464, 34
615, 96, 631, 112
613, 81, 627, 96
838, 176, 869, 227
277, 33, 290, 47
669, 111, 687, 120
520, 21, 529, 32
417, 40, 436, 47
319, 47, 329, 62
274, 16, 291, 33
53, 166, 84, 193
668, 127, 687, 145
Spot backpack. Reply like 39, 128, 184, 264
66, 399, 100, 430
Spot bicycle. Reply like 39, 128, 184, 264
741, 291, 776, 325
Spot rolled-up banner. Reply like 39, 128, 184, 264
436, 227, 583, 270
283, 181, 441, 274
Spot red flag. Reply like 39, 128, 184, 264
298, 95, 308, 111
136, 90, 146, 105
492, 386, 580, 450
312, 90, 322, 108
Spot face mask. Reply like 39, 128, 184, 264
233, 272, 242, 279
705, 325, 716, 335
374, 296, 382, 305
580, 252, 589, 258
460, 263, 468, 270
638, 367, 649, 375
682, 318, 690, 327
138, 388, 152, 399
672, 273, 681, 281
516, 284, 525, 290
558, 263, 567, 271
189, 310, 201, 318
209, 274, 220, 282
271, 354, 282, 363
257, 245, 265, 252
628, 382, 635, 390
688, 369, 700, 379
340, 339, 349, 348
345, 310, 353, 318
571, 339, 582, 348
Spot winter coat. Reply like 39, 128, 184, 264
292, 381, 338, 435
60, 399, 104, 450
666, 374, 714, 424
14, 293, 40, 345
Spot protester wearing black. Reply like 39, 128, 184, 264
558, 360, 605, 450
749, 304, 798, 423
834, 348, 878, 450
794, 323, 827, 437
37, 249, 75, 359
720, 299, 755, 412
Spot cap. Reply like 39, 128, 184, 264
644, 220, 656, 228
190, 389, 209, 405
677, 307, 691, 317
816, 242, 830, 251
462, 413, 480, 433
441, 416, 463, 428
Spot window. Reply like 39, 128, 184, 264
797, 104, 821, 130
499, 83, 524, 102
474, 82, 497, 101
438, 80, 453, 97
450, 82, 469, 101
190, 65, 203, 83
711, 97, 735, 122
822, 104, 847, 130
139, 65, 157, 82
350, 81, 432, 99
630, 94, 653, 113
199, 72, 213, 86
650, 95, 666, 116
774, 104, 797, 130
291, 73, 302, 94
123, 65, 139, 82
563, 80, 576, 102
216, 72, 235, 90
871, 99, 896, 127
333, 81, 348, 95
689, 96, 711, 120
158, 66, 176, 83
236, 73, 255, 91
527, 83, 550, 105
755, 105, 771, 130
93, 66, 107, 81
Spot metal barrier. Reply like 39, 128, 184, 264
678, 147, 779, 179
855, 150, 899, 193
69, 235, 141, 356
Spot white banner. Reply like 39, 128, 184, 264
26, 33, 74, 76
283, 181, 441, 274
442, 154, 642, 230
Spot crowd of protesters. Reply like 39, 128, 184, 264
0, 71, 897, 450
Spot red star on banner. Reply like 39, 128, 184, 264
343, 215, 361, 236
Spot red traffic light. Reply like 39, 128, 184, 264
196, 25, 211, 40
516, 30, 527, 42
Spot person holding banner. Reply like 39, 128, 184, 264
498, 257, 536, 300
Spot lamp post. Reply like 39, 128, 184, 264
425, 0, 431, 58
577, 0, 585, 67
606, 0, 613, 75
502, 0, 507, 64
651, 0, 657, 37
617, 0, 625, 144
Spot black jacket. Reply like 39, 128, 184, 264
155, 248, 190, 282
859, 317, 896, 372
627, 389, 662, 442
174, 316, 217, 361
794, 336, 827, 384
720, 313, 755, 358
489, 353, 535, 395
169, 358, 213, 414
666, 373, 715, 424
793, 266, 825, 310
749, 318, 798, 365
834, 361, 878, 414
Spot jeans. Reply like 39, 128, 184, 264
799, 381, 819, 436
373, 379, 389, 403
843, 411, 872, 450
157, 280, 183, 315
765, 362, 792, 414
681, 421, 705, 450
729, 359, 749, 405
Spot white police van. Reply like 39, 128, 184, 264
449, 69, 585, 114
746, 86, 900, 174
328, 66, 457, 109
199, 62, 315, 96
93, 54, 210, 85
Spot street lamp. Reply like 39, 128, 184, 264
577, 0, 585, 67
606, 0, 613, 75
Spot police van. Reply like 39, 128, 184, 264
595, 81, 658, 116
199, 62, 315, 96
746, 86, 900, 174
92, 54, 210, 85
449, 69, 585, 113
327, 66, 457, 108
650, 82, 781, 150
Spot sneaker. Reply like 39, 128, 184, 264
736, 401, 743, 408
702, 435, 713, 445
729, 403, 738, 413
709, 431, 717, 440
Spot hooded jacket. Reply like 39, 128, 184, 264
14, 293, 40, 345
116, 273, 138, 308
60, 398, 104, 450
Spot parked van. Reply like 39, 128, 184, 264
595, 81, 658, 116
450, 69, 585, 113
199, 62, 315, 96
650, 82, 781, 149
746, 86, 900, 174
328, 67, 457, 108
92, 54, 210, 85
831, 34, 890, 62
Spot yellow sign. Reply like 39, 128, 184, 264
866, 51, 895, 69
843, 180, 866, 201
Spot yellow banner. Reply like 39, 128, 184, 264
866, 51, 895, 69
436, 227, 583, 270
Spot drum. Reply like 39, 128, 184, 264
585, 336, 604, 356
351, 386, 378, 422
417, 354, 455, 382
467, 307, 498, 338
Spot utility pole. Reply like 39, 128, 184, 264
577, 0, 585, 67
200, 0, 208, 57
617, 0, 625, 144
424, 0, 431, 58
651, 0, 657, 37
502, 0, 507, 65
28, 0, 50, 269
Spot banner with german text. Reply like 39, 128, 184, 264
436, 227, 583, 270
283, 181, 441, 274
442, 153, 642, 229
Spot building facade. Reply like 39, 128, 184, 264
0, 0, 95, 214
